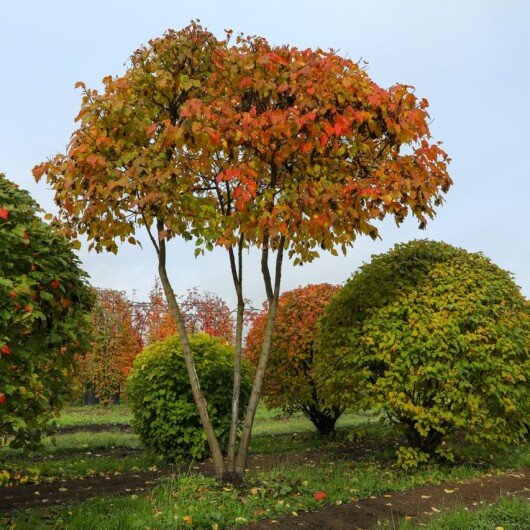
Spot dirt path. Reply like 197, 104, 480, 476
0, 470, 161, 514
2, 442, 527, 526
242, 468, 530, 529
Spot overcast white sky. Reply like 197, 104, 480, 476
1, 0, 528, 306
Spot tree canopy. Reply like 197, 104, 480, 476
246, 284, 343, 435
317, 240, 530, 459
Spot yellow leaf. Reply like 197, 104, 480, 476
183, 515, 192, 525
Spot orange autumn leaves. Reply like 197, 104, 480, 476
77, 283, 235, 402
75, 288, 142, 403
33, 22, 451, 266
246, 284, 339, 411
143, 281, 234, 346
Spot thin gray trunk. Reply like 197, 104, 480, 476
147, 219, 225, 478
226, 238, 245, 475
235, 235, 285, 476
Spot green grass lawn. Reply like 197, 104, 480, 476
395, 496, 530, 529
7, 455, 530, 529
2, 404, 529, 529
54, 405, 133, 427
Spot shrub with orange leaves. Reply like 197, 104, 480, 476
246, 284, 343, 435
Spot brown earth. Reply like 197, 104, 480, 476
242, 468, 530, 529
0, 470, 161, 515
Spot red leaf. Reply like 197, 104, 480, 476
50, 280, 60, 289
0, 208, 9, 221
301, 142, 313, 154
146, 124, 158, 136
0, 393, 6, 404
314, 490, 327, 501
1, 345, 11, 355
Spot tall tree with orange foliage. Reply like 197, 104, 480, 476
143, 281, 234, 345
34, 23, 451, 480
76, 288, 142, 404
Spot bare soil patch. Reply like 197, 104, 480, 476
242, 468, 530, 529
0, 470, 161, 514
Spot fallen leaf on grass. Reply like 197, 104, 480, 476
313, 490, 327, 501
443, 488, 455, 494
431, 507, 440, 513
421, 495, 430, 499
182, 515, 192, 525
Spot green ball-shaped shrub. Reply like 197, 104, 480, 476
318, 240, 530, 459
127, 333, 251, 461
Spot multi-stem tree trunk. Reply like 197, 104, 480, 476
225, 238, 245, 479
234, 235, 285, 478
151, 221, 225, 478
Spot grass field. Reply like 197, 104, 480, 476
1, 404, 529, 529
395, 496, 530, 529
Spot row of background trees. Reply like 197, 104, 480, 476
74, 281, 249, 405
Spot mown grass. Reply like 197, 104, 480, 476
395, 496, 530, 529
3, 453, 165, 483
7, 454, 530, 529
2, 404, 530, 529
2, 431, 141, 458
54, 405, 132, 427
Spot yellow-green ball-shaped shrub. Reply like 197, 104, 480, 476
127, 333, 251, 461
318, 240, 530, 458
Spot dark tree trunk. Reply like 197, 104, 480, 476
84, 384, 98, 406
304, 404, 343, 436
405, 424, 443, 455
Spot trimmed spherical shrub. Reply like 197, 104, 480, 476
246, 284, 343, 435
127, 333, 251, 461
318, 240, 530, 460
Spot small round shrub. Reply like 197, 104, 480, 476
246, 284, 343, 435
318, 240, 530, 458
127, 333, 251, 461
